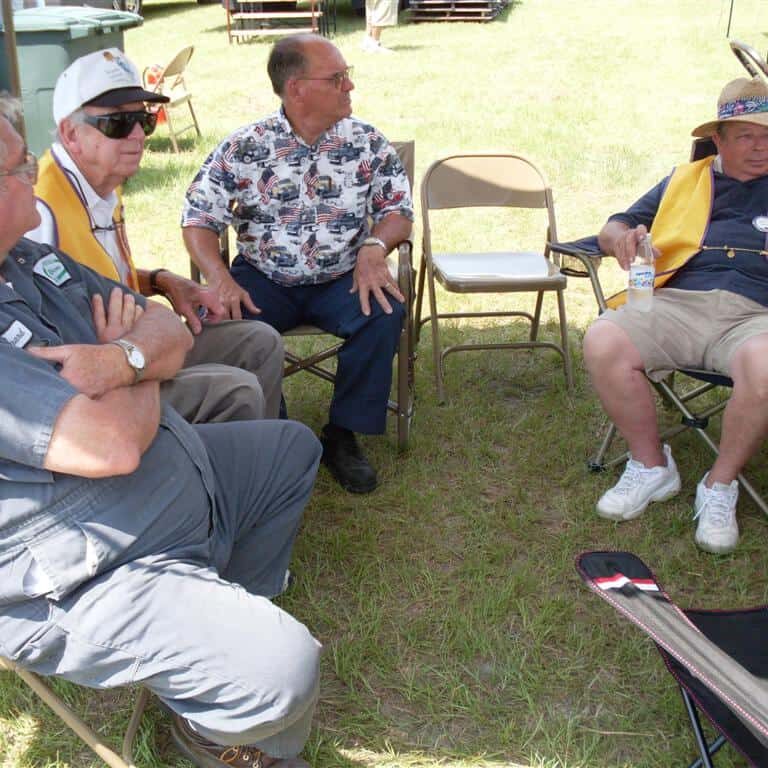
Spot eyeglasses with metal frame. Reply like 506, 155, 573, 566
0, 151, 38, 185
295, 67, 354, 90
82, 110, 159, 140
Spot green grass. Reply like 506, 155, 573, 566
4, 0, 768, 766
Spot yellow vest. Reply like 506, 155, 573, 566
606, 156, 715, 309
35, 149, 139, 291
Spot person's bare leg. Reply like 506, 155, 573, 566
708, 333, 768, 485
583, 319, 665, 467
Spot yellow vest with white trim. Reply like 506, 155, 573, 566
34, 149, 139, 291
606, 156, 715, 309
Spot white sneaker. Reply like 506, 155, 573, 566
694, 473, 739, 554
360, 35, 378, 51
596, 444, 681, 521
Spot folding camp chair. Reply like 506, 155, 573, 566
576, 550, 768, 767
0, 655, 150, 767
142, 46, 201, 153
415, 152, 573, 403
190, 140, 416, 450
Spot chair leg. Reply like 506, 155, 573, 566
122, 686, 151, 767
530, 290, 544, 341
165, 109, 180, 153
426, 263, 444, 403
188, 99, 201, 138
556, 288, 573, 390
5, 659, 147, 768
414, 260, 427, 346
680, 686, 727, 768
397, 320, 410, 451
589, 420, 620, 471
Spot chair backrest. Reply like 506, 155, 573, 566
420, 153, 557, 254
421, 153, 550, 211
162, 45, 195, 80
690, 136, 717, 162
392, 140, 415, 191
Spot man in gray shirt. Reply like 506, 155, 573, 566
0, 96, 320, 768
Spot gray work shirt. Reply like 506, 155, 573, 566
0, 239, 216, 606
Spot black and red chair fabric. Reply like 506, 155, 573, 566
576, 550, 768, 767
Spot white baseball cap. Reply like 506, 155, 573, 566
53, 48, 169, 125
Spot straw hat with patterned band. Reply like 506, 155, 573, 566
691, 76, 768, 137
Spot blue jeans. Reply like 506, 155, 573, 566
231, 257, 404, 434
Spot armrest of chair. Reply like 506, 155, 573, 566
548, 235, 608, 312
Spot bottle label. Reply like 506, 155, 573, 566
629, 264, 654, 290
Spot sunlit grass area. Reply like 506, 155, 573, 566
3, 0, 768, 766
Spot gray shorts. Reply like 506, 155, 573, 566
598, 288, 768, 381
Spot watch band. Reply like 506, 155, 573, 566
361, 236, 387, 252
148, 268, 169, 296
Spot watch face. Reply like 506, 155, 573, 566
127, 346, 146, 370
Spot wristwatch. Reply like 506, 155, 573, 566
110, 339, 146, 383
360, 236, 387, 252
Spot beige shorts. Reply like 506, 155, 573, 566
598, 288, 768, 381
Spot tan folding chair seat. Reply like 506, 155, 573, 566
415, 152, 573, 403
0, 655, 150, 767
190, 140, 416, 450
142, 46, 201, 153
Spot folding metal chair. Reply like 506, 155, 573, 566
577, 550, 768, 767
190, 140, 416, 450
415, 152, 573, 403
0, 655, 150, 768
142, 46, 201, 153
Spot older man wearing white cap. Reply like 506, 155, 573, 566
583, 76, 768, 554
26, 48, 285, 423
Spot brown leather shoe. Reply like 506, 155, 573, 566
170, 712, 310, 768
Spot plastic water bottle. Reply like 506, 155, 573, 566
628, 233, 655, 312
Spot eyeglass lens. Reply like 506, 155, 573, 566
84, 111, 158, 140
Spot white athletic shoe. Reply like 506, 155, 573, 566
694, 473, 739, 554
596, 444, 681, 521
360, 35, 378, 51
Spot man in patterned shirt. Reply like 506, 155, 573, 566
182, 33, 413, 495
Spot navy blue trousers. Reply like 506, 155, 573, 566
231, 256, 404, 434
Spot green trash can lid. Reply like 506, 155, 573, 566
2, 6, 143, 34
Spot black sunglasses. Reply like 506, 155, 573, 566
82, 110, 158, 140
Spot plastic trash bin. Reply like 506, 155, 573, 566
0, 6, 143, 155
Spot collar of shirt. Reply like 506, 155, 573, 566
52, 143, 119, 229
275, 106, 343, 150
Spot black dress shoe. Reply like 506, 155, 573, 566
320, 424, 378, 494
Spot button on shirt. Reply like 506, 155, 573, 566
181, 110, 414, 287
608, 163, 768, 307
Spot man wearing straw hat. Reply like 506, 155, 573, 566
583, 76, 768, 554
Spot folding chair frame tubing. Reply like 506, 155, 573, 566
0, 656, 149, 768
